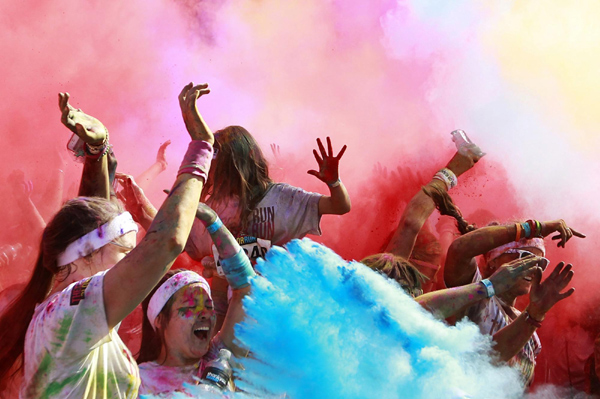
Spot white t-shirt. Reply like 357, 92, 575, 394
138, 335, 227, 397
185, 183, 323, 262
466, 268, 541, 385
21, 271, 140, 399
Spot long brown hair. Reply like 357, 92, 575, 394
202, 126, 273, 232
361, 253, 427, 298
137, 269, 183, 363
0, 197, 121, 389
422, 184, 476, 235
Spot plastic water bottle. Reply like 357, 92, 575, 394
200, 349, 233, 392
451, 130, 485, 158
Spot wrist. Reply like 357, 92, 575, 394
327, 178, 341, 188
525, 305, 546, 323
480, 279, 495, 298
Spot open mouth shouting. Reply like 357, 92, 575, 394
193, 324, 211, 341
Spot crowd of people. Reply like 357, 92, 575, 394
0, 82, 594, 398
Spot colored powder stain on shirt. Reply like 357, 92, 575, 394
52, 314, 74, 347
43, 370, 81, 398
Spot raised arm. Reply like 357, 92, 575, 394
136, 140, 171, 191
103, 82, 214, 329
307, 137, 352, 216
492, 262, 574, 361
115, 173, 158, 231
195, 203, 255, 356
417, 255, 541, 319
444, 220, 585, 288
385, 150, 481, 259
58, 93, 110, 199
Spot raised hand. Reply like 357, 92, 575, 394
178, 82, 214, 144
541, 219, 586, 248
488, 255, 542, 296
115, 173, 156, 228
156, 140, 171, 169
58, 92, 106, 145
8, 170, 33, 201
307, 137, 347, 185
527, 262, 575, 321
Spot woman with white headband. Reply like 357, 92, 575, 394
136, 203, 254, 397
0, 82, 214, 398
436, 190, 585, 385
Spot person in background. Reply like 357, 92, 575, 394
186, 130, 351, 328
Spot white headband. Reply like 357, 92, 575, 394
147, 271, 212, 331
486, 237, 546, 264
57, 212, 139, 267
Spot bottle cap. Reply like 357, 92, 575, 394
219, 348, 232, 361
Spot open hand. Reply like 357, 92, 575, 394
307, 137, 347, 185
115, 173, 156, 225
541, 219, 585, 248
488, 255, 542, 296
178, 83, 214, 144
527, 262, 575, 321
58, 93, 107, 145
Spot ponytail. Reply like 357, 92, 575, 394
422, 184, 476, 235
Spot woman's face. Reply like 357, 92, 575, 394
161, 283, 216, 364
485, 247, 544, 297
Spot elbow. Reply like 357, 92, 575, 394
337, 201, 352, 215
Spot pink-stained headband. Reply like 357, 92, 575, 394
147, 271, 212, 331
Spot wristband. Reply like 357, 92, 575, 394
432, 168, 458, 190
525, 311, 543, 328
534, 220, 542, 237
515, 223, 523, 241
177, 140, 214, 183
521, 222, 531, 239
220, 249, 256, 290
480, 279, 495, 298
327, 178, 341, 188
206, 217, 223, 234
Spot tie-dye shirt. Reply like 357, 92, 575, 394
21, 271, 140, 398
466, 268, 541, 386
137, 334, 228, 398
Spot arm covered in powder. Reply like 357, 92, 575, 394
103, 82, 214, 329
196, 202, 254, 357
385, 150, 481, 260
417, 255, 541, 319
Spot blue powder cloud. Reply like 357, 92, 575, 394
153, 239, 525, 399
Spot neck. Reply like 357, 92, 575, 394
157, 348, 198, 368
49, 265, 93, 296
497, 291, 518, 308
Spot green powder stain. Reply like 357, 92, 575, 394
51, 314, 74, 350
41, 371, 81, 398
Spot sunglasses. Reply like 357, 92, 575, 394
505, 249, 550, 271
